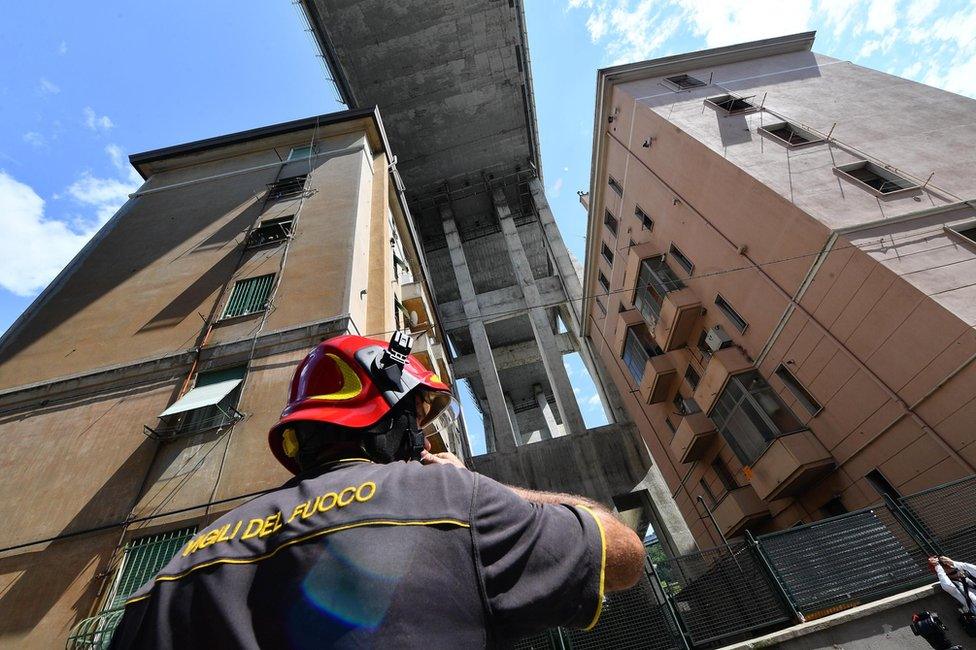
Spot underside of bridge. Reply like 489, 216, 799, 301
299, 0, 695, 553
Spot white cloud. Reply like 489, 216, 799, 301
675, 0, 813, 48
818, 0, 862, 37
865, 0, 898, 33
22, 132, 46, 148
551, 177, 565, 198
586, 10, 608, 41
58, 41, 68, 55
907, 0, 939, 24
83, 107, 114, 132
38, 78, 60, 95
0, 147, 140, 296
586, 393, 602, 407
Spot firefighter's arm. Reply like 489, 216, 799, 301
421, 450, 644, 592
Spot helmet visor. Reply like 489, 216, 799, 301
415, 390, 460, 451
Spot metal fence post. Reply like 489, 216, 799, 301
745, 530, 804, 623
882, 493, 943, 557
648, 559, 692, 650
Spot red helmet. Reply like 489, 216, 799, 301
268, 333, 456, 473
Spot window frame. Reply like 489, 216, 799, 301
221, 273, 276, 320
622, 325, 659, 384
604, 210, 619, 237
286, 145, 314, 161
945, 221, 976, 247
705, 94, 758, 115
668, 243, 694, 275
758, 121, 824, 148
636, 205, 653, 231
598, 270, 610, 293
708, 370, 806, 466
634, 255, 685, 325
774, 364, 823, 416
245, 215, 294, 249
266, 174, 308, 201
601, 242, 615, 266
714, 294, 748, 333
664, 74, 706, 91
608, 175, 623, 196
834, 161, 919, 197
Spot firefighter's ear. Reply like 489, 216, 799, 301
282, 428, 299, 458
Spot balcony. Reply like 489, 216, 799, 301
693, 347, 753, 413
638, 353, 677, 405
713, 486, 769, 537
653, 288, 702, 351
670, 412, 717, 463
749, 430, 835, 502
401, 281, 432, 334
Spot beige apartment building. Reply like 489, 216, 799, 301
582, 32, 976, 549
0, 108, 455, 648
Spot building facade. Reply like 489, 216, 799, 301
583, 32, 976, 549
0, 108, 457, 647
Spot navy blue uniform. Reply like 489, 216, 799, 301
110, 459, 605, 648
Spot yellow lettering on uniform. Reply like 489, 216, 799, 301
200, 528, 223, 549
338, 486, 356, 507
318, 492, 337, 513
217, 522, 237, 543
288, 502, 307, 524
356, 481, 376, 503
260, 512, 282, 537
242, 518, 264, 540
302, 499, 318, 520
183, 534, 206, 557
227, 519, 243, 541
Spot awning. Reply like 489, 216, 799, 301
159, 379, 243, 417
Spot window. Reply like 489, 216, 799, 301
709, 370, 805, 465
834, 161, 917, 196
666, 74, 706, 90
222, 274, 275, 319
598, 271, 610, 293
865, 469, 901, 499
245, 216, 294, 249
705, 94, 757, 114
759, 122, 823, 148
151, 366, 247, 439
712, 457, 739, 492
267, 174, 308, 200
608, 176, 623, 195
775, 365, 822, 415
820, 497, 848, 518
601, 242, 614, 266
604, 210, 618, 237
622, 326, 661, 383
697, 330, 713, 362
698, 478, 717, 507
287, 145, 313, 161
68, 528, 197, 647
714, 294, 748, 333
948, 223, 976, 244
634, 256, 684, 324
669, 243, 694, 275
684, 365, 701, 391
636, 205, 653, 230
595, 296, 607, 316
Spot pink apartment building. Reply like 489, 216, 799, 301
582, 32, 976, 549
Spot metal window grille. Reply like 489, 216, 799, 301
758, 504, 932, 618
666, 74, 706, 90
67, 528, 196, 649
705, 94, 757, 115
835, 162, 916, 195
635, 257, 684, 325
900, 475, 976, 563
266, 174, 308, 200
245, 216, 293, 248
656, 540, 791, 647
222, 274, 275, 319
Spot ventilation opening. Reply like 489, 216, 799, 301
665, 74, 706, 90
706, 94, 757, 114
759, 122, 823, 147
834, 161, 918, 196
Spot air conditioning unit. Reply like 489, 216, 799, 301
679, 397, 701, 415
704, 325, 732, 352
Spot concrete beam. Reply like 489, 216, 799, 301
437, 277, 565, 324
533, 384, 556, 441
530, 178, 584, 330
451, 332, 576, 378
440, 205, 517, 452
495, 187, 586, 437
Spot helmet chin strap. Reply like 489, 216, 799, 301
359, 402, 424, 463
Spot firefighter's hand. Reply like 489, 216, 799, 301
421, 449, 466, 469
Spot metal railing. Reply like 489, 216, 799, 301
510, 475, 975, 649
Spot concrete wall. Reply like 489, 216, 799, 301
585, 42, 976, 549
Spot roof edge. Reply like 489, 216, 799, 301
599, 31, 817, 85
129, 107, 378, 178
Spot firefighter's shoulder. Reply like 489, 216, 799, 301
122, 459, 475, 606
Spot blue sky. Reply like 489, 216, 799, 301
1, 1, 974, 453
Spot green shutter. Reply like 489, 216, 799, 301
66, 528, 195, 649
194, 365, 247, 387
222, 274, 275, 319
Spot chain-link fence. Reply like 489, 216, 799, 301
758, 503, 932, 619
900, 474, 976, 563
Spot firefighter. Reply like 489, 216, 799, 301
110, 332, 645, 649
